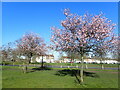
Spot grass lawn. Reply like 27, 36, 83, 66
2, 66, 118, 88
30, 62, 118, 68
45, 63, 118, 68
2, 61, 118, 68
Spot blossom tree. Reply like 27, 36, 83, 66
51, 9, 116, 83
92, 16, 118, 69
93, 36, 117, 69
110, 36, 120, 69
16, 32, 47, 69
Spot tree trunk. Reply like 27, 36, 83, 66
13, 62, 14, 66
22, 63, 27, 73
80, 55, 84, 83
71, 58, 73, 66
28, 58, 31, 64
85, 64, 88, 69
100, 59, 104, 69
41, 55, 44, 68
101, 64, 104, 69
118, 63, 119, 71
28, 52, 33, 64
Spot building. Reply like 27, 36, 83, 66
31, 54, 54, 63
58, 56, 118, 64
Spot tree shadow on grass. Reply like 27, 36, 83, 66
55, 69, 99, 78
28, 66, 52, 73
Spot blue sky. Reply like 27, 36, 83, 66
2, 2, 118, 59
2, 2, 118, 44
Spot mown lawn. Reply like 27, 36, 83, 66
2, 66, 118, 88
1, 61, 118, 68
45, 63, 118, 68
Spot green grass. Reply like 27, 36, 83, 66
2, 61, 118, 68
2, 66, 118, 88
45, 63, 118, 68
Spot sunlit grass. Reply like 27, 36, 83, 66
2, 66, 118, 88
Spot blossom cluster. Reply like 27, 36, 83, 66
16, 32, 47, 56
51, 9, 117, 56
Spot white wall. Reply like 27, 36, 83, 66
35, 56, 54, 63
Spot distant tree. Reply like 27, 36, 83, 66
10, 48, 19, 62
66, 52, 80, 65
7, 42, 18, 62
58, 52, 64, 63
93, 33, 118, 69
16, 32, 47, 72
51, 9, 116, 83
112, 37, 120, 60
0, 42, 14, 62
67, 52, 74, 62
93, 45, 107, 69
0, 46, 8, 62
110, 37, 120, 69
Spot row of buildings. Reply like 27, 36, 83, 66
28, 55, 118, 64
58, 56, 118, 64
